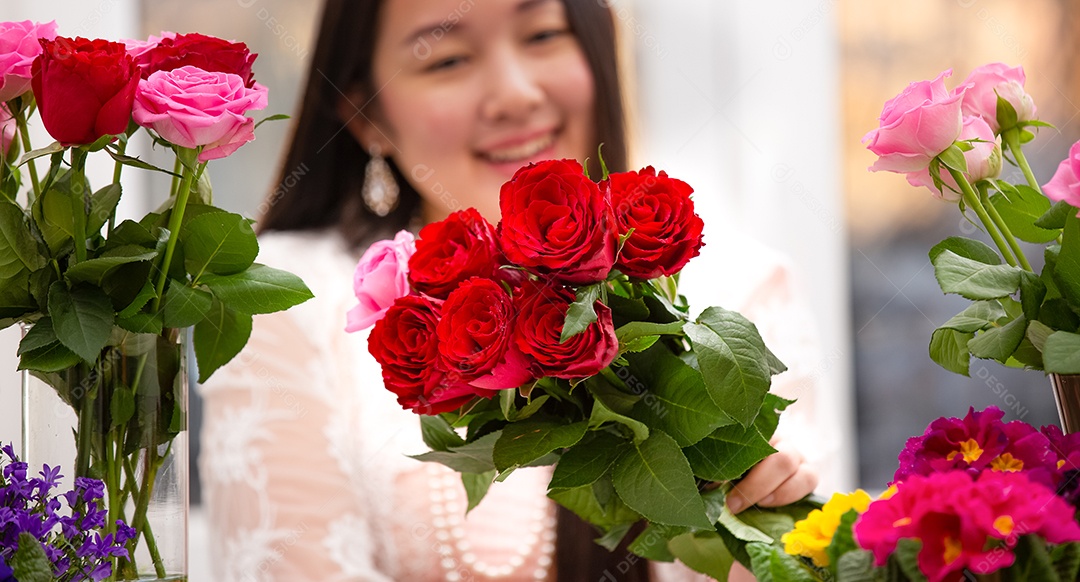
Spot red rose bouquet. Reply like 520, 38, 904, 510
0, 23, 309, 580
780, 407, 1080, 582
349, 158, 820, 579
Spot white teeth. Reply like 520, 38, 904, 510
484, 134, 554, 163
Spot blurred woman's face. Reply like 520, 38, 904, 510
362, 0, 597, 224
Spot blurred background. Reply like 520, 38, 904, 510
1, 0, 1076, 574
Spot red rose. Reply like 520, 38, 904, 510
31, 37, 139, 146
513, 282, 618, 379
436, 278, 534, 390
498, 159, 617, 285
369, 295, 490, 415
609, 167, 704, 280
409, 208, 500, 299
136, 32, 257, 88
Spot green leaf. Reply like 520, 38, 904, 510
628, 523, 681, 562
411, 430, 500, 474
104, 148, 182, 177
0, 201, 45, 278
17, 318, 57, 355
624, 344, 732, 447
1040, 298, 1080, 333
685, 421, 776, 482
493, 419, 588, 471
64, 246, 158, 286
107, 219, 158, 248
17, 340, 82, 372
10, 532, 55, 582
116, 312, 163, 335
932, 250, 1022, 299
996, 94, 1020, 132
668, 532, 735, 579
969, 315, 1028, 362
892, 538, 927, 581
254, 113, 291, 130
17, 140, 64, 167
548, 478, 641, 530
1020, 271, 1048, 321
163, 283, 214, 328
200, 264, 314, 315
835, 550, 879, 582
462, 470, 496, 513
48, 283, 114, 363
86, 183, 122, 236
1011, 534, 1058, 581
420, 415, 467, 452
825, 508, 862, 570
1036, 200, 1076, 230
1045, 331, 1080, 374
936, 143, 968, 174
615, 320, 685, 343
620, 334, 659, 354
549, 431, 627, 489
1027, 319, 1054, 352
611, 430, 712, 529
587, 377, 650, 443
119, 280, 157, 319
1055, 213, 1080, 309
110, 384, 135, 428
745, 542, 817, 582
929, 327, 973, 376
929, 236, 1002, 265
182, 210, 259, 278
990, 185, 1060, 243
687, 307, 773, 427
35, 174, 77, 253
193, 298, 253, 382
560, 283, 601, 342
1051, 541, 1080, 582
939, 301, 1007, 333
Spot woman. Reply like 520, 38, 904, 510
198, 0, 819, 579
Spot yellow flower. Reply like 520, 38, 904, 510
782, 490, 873, 567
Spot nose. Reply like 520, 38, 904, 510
480, 48, 544, 123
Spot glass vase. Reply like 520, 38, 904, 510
1050, 373, 1080, 435
22, 326, 189, 581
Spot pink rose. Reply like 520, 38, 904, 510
863, 69, 965, 174
345, 230, 416, 332
122, 31, 176, 62
132, 65, 268, 161
907, 116, 1001, 201
0, 20, 58, 102
0, 104, 15, 158
1042, 140, 1080, 213
957, 63, 1036, 133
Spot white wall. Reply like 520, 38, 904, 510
624, 0, 855, 491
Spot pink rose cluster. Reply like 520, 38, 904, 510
852, 407, 1080, 582
0, 21, 266, 161
863, 64, 1037, 199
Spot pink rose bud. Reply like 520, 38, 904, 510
0, 20, 58, 102
863, 69, 965, 174
907, 116, 1001, 201
346, 230, 416, 333
957, 63, 1036, 133
122, 31, 177, 62
0, 104, 15, 159
132, 65, 268, 162
1043, 140, 1080, 213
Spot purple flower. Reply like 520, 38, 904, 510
0, 554, 13, 582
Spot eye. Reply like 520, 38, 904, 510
426, 55, 468, 73
528, 29, 568, 44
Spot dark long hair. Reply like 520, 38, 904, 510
262, 1, 645, 579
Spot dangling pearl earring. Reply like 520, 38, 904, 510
362, 143, 399, 217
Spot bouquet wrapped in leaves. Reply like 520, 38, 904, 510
348, 158, 819, 579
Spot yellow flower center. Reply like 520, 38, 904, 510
994, 515, 1015, 536
944, 536, 963, 565
892, 517, 912, 528
946, 439, 984, 463
990, 453, 1024, 472
1059, 459, 1067, 470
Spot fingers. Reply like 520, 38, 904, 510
726, 445, 816, 514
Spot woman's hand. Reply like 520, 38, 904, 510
725, 437, 818, 514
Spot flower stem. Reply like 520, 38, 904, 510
70, 148, 89, 264
11, 105, 41, 203
1002, 128, 1042, 194
109, 140, 127, 233
946, 167, 1019, 268
75, 365, 95, 478
152, 149, 197, 311
978, 182, 1033, 272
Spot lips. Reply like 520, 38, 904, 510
477, 130, 557, 164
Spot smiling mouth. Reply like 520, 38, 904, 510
479, 132, 556, 164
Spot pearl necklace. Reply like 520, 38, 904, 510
426, 465, 556, 581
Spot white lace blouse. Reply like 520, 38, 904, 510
197, 229, 826, 581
